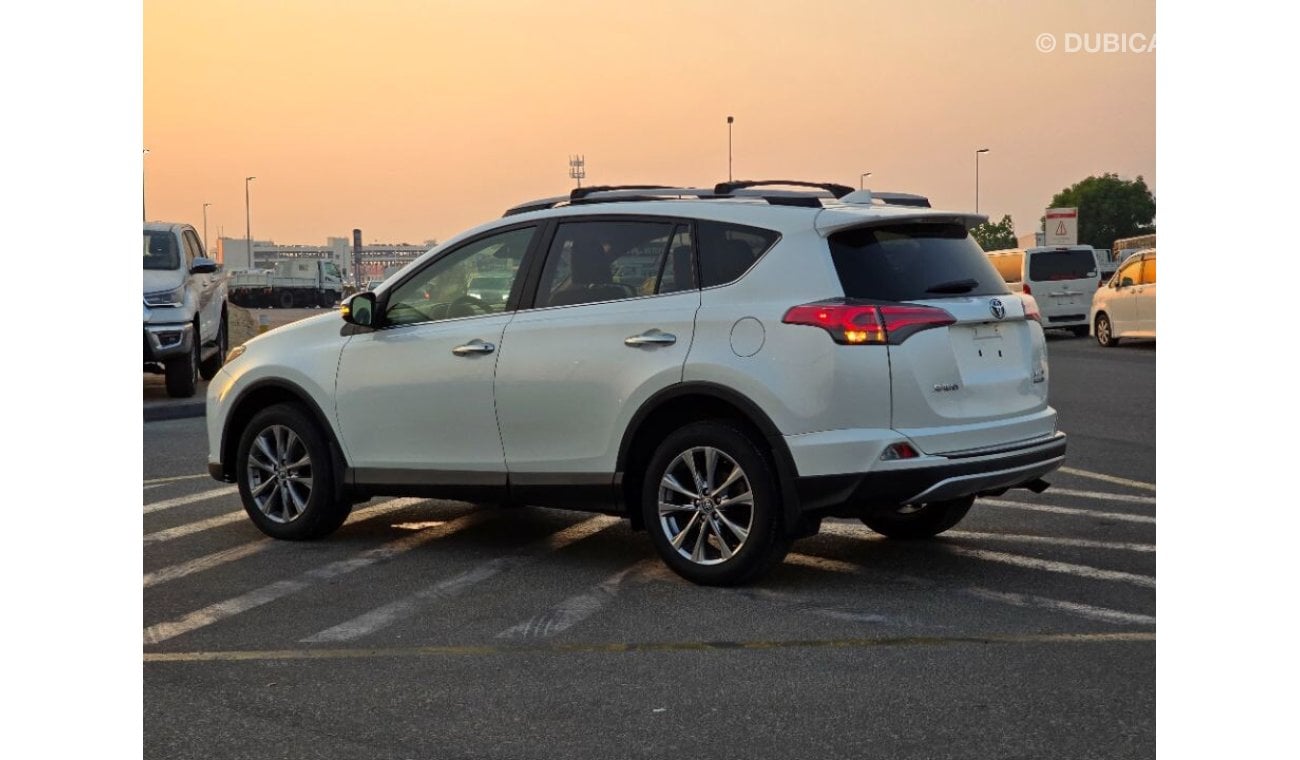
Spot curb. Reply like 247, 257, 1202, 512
144, 401, 206, 422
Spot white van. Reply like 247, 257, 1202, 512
985, 246, 1100, 336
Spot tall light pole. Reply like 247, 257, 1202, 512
860, 172, 872, 190
202, 203, 212, 254
727, 116, 734, 182
244, 177, 256, 270
975, 148, 990, 213
142, 148, 150, 221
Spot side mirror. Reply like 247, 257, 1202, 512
1119, 277, 1134, 288
190, 257, 218, 275
341, 292, 378, 327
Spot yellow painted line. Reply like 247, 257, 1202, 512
1059, 467, 1155, 492
143, 474, 210, 486
143, 631, 1154, 663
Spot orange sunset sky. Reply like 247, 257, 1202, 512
144, 0, 1155, 247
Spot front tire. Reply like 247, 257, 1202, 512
641, 421, 790, 586
236, 403, 351, 540
279, 290, 295, 309
860, 496, 973, 539
1095, 312, 1119, 347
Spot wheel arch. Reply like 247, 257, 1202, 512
217, 378, 348, 495
615, 382, 806, 535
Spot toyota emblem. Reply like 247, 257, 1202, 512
990, 298, 1006, 320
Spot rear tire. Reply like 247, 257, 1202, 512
860, 496, 973, 540
641, 421, 790, 586
198, 311, 228, 381
163, 336, 199, 398
236, 403, 351, 540
279, 290, 295, 309
1095, 313, 1119, 347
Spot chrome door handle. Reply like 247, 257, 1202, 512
452, 339, 495, 356
624, 329, 677, 347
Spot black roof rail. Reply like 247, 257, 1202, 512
571, 185, 684, 201
714, 180, 855, 199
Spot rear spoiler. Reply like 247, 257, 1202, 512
814, 209, 988, 238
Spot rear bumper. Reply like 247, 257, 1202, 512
794, 432, 1066, 514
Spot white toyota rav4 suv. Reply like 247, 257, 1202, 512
207, 181, 1066, 586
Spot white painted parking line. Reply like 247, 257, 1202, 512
979, 499, 1156, 524
144, 512, 487, 645
1059, 466, 1156, 492
939, 545, 1156, 588
143, 474, 210, 486
945, 530, 1155, 553
143, 486, 238, 514
1027, 488, 1156, 505
497, 560, 656, 639
964, 588, 1156, 626
303, 516, 618, 643
818, 522, 1156, 553
788, 551, 1154, 627
144, 540, 272, 589
142, 497, 423, 545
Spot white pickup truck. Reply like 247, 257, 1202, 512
229, 259, 344, 308
143, 222, 229, 398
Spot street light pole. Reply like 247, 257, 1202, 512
860, 172, 872, 190
142, 148, 150, 221
202, 203, 212, 254
727, 116, 734, 182
975, 148, 990, 213
244, 176, 256, 270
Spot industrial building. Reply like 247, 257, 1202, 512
217, 236, 435, 282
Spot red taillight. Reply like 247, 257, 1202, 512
782, 302, 955, 345
1022, 283, 1032, 295
1020, 295, 1041, 323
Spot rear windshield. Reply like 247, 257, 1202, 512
143, 231, 179, 271
1028, 250, 1097, 281
827, 223, 1009, 301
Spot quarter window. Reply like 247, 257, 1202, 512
384, 226, 533, 326
696, 220, 779, 287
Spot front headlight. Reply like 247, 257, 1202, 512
226, 344, 247, 363
144, 286, 186, 307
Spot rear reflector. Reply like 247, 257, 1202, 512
782, 301, 955, 345
1022, 283, 1032, 295
879, 442, 919, 461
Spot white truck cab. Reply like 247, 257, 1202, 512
143, 222, 229, 397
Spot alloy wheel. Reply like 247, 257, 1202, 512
657, 446, 754, 565
246, 424, 314, 523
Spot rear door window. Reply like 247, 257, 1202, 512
538, 220, 684, 307
827, 223, 1009, 301
1028, 250, 1097, 281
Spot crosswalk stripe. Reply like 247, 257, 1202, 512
143, 474, 210, 486
144, 486, 238, 514
144, 540, 273, 588
142, 497, 425, 545
939, 545, 1156, 588
497, 559, 655, 639
144, 512, 486, 645
964, 588, 1156, 626
1059, 466, 1155, 492
979, 499, 1156, 524
303, 516, 619, 643
1029, 487, 1156, 505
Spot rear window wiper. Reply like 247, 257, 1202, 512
924, 278, 979, 294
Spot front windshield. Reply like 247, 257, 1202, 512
144, 231, 180, 270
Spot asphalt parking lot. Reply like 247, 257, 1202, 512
143, 331, 1155, 759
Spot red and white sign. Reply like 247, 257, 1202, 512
1045, 208, 1078, 246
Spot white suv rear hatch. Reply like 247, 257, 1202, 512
824, 220, 1054, 454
